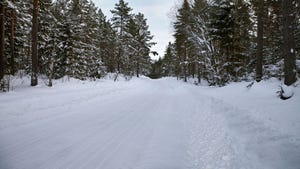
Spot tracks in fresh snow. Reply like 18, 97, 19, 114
0, 78, 299, 169
0, 79, 189, 169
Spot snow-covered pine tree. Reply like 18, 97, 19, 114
0, 0, 4, 80
31, 0, 38, 86
230, 0, 252, 81
295, 1, 300, 63
38, 0, 59, 86
97, 9, 117, 73
173, 0, 193, 82
263, 0, 284, 79
208, 0, 252, 83
282, 0, 297, 86
161, 42, 177, 77
81, 1, 102, 79
51, 0, 70, 78
65, 0, 93, 80
2, 0, 16, 76
190, 0, 219, 84
208, 0, 235, 84
126, 13, 155, 77
14, 0, 32, 75
111, 0, 132, 74
8, 0, 16, 75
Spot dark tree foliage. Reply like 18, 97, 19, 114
255, 0, 263, 82
31, 0, 38, 86
0, 0, 298, 90
0, 0, 5, 80
0, 0, 156, 86
282, 0, 297, 86
111, 0, 132, 73
173, 0, 193, 82
154, 0, 299, 87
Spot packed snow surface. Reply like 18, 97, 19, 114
0, 76, 299, 169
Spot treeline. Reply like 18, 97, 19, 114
155, 0, 299, 86
0, 0, 155, 86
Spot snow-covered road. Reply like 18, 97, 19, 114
0, 77, 299, 169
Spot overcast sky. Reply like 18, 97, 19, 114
92, 0, 179, 60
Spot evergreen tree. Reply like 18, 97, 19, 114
6, 0, 16, 75
161, 42, 176, 77
111, 0, 132, 73
14, 0, 31, 75
282, 0, 297, 86
51, 0, 69, 78
126, 13, 155, 77
31, 0, 38, 86
255, 0, 263, 82
64, 0, 100, 80
97, 9, 117, 73
0, 0, 5, 80
38, 0, 59, 86
190, 0, 219, 84
173, 0, 193, 82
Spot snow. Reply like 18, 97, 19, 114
0, 76, 299, 169
280, 84, 295, 99
290, 48, 294, 53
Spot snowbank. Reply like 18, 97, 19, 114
196, 78, 300, 169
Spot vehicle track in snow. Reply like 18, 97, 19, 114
0, 78, 299, 169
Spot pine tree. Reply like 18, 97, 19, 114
0, 0, 5, 80
39, 0, 58, 86
81, 1, 101, 79
255, 0, 263, 82
31, 0, 38, 86
97, 9, 116, 73
14, 0, 32, 75
9, 0, 15, 75
283, 0, 297, 86
294, 1, 300, 62
190, 0, 218, 84
174, 0, 193, 82
162, 42, 176, 76
111, 0, 132, 73
51, 0, 69, 78
126, 13, 155, 77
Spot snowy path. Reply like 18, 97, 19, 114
0, 78, 299, 169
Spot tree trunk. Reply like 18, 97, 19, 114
10, 0, 15, 75
183, 47, 187, 82
31, 0, 38, 86
283, 0, 297, 86
256, 0, 263, 82
136, 47, 140, 78
136, 59, 139, 78
48, 61, 53, 87
0, 0, 5, 80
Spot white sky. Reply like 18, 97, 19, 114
92, 0, 178, 60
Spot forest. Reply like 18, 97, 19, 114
0, 0, 299, 90
0, 1, 299, 168
153, 0, 299, 87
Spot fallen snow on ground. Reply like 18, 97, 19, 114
0, 76, 299, 169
